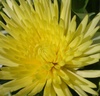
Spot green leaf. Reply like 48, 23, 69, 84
72, 0, 89, 11
72, 0, 89, 20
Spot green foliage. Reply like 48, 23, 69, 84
72, 0, 89, 13
71, 0, 100, 21
72, 0, 89, 20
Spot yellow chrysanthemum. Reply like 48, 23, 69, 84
0, 0, 100, 96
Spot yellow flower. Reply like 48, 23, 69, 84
0, 0, 100, 96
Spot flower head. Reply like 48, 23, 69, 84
0, 0, 100, 96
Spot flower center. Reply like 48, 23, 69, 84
34, 42, 57, 63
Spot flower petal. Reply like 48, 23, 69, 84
53, 83, 65, 96
74, 86, 88, 96
44, 79, 56, 96
84, 44, 100, 55
84, 13, 100, 38
80, 85, 98, 95
60, 0, 71, 31
76, 70, 100, 78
